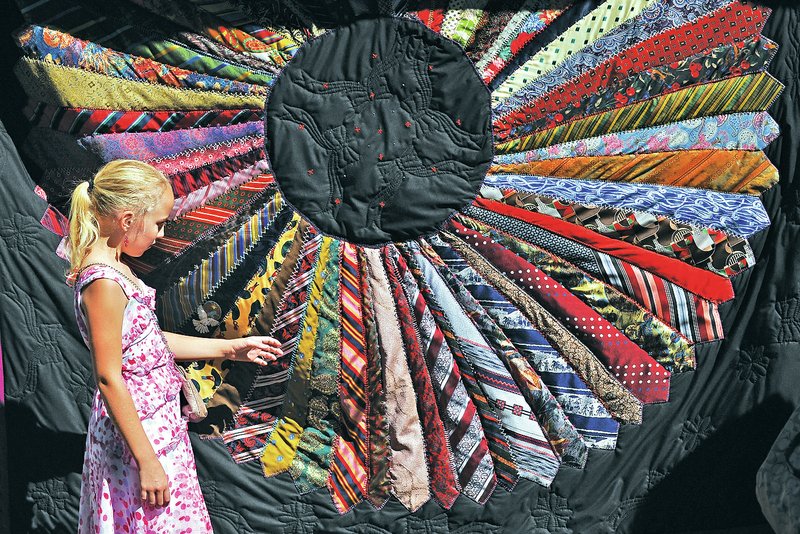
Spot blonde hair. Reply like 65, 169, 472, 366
67, 159, 170, 281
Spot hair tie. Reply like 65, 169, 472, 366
87, 177, 95, 193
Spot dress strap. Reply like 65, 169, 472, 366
75, 263, 138, 301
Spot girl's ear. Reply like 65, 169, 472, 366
119, 210, 136, 232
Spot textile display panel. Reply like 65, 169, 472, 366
1, 1, 799, 532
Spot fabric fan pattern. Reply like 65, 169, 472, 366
13, 0, 782, 514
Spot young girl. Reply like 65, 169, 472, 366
67, 159, 282, 533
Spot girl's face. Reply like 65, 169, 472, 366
122, 186, 174, 257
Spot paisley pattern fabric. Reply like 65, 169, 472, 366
499, 191, 755, 277
483, 174, 771, 238
79, 122, 263, 162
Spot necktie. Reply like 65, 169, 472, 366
449, 220, 671, 404
364, 247, 431, 512
395, 245, 498, 503
426, 235, 621, 450
465, 202, 724, 344
412, 241, 561, 487
436, 235, 643, 425
492, 150, 778, 195
223, 228, 320, 463
496, 72, 783, 153
328, 242, 368, 513
495, 2, 770, 137
384, 245, 460, 509
421, 236, 588, 468
401, 244, 520, 490
26, 104, 260, 135
290, 239, 342, 495
500, 191, 754, 278
359, 249, 393, 509
454, 213, 695, 372
261, 236, 334, 478
472, 198, 733, 304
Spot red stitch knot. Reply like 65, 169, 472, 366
371, 53, 378, 59
369, 91, 375, 100
322, 83, 329, 89
307, 169, 315, 175
378, 153, 384, 161
354, 126, 361, 133
404, 121, 411, 128
334, 198, 341, 205
377, 128, 383, 134
378, 201, 386, 208
298, 123, 305, 130
431, 166, 438, 173
455, 118, 462, 126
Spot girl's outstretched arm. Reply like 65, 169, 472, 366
82, 279, 170, 508
163, 331, 282, 364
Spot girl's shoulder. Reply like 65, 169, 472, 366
75, 263, 152, 305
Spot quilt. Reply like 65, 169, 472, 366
1, 1, 799, 532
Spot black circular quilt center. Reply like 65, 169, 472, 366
265, 17, 493, 244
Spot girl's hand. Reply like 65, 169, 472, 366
227, 336, 282, 366
139, 457, 170, 507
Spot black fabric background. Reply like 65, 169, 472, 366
1, 2, 799, 532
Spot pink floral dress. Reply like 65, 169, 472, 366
74, 263, 213, 534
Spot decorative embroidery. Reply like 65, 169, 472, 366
735, 346, 773, 384
266, 17, 491, 244
531, 491, 573, 532
679, 414, 715, 452
776, 296, 800, 343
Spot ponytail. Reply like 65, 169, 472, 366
65, 160, 170, 284
67, 181, 100, 284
